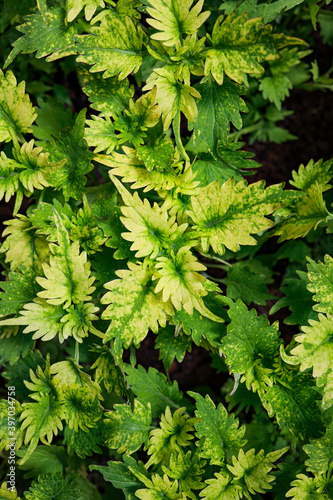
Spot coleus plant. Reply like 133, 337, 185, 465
0, 0, 333, 498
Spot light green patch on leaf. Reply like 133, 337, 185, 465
66, 0, 105, 22
188, 392, 246, 465
134, 473, 186, 500
104, 400, 152, 454
101, 261, 170, 354
0, 481, 20, 499
76, 12, 143, 80
290, 158, 333, 192
200, 472, 241, 500
285, 474, 323, 499
47, 110, 94, 200
50, 359, 101, 398
304, 424, 333, 475
137, 136, 175, 172
307, 254, 333, 315
85, 115, 118, 154
162, 449, 206, 500
62, 384, 102, 432
91, 345, 127, 397
24, 472, 81, 500
0, 70, 36, 144
4, 7, 79, 68
193, 77, 247, 149
146, 0, 210, 47
188, 178, 283, 254
124, 364, 188, 419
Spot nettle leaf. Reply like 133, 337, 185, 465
66, 0, 105, 22
19, 393, 64, 464
80, 67, 134, 117
189, 392, 246, 465
188, 178, 284, 254
76, 12, 143, 80
84, 115, 118, 154
37, 212, 95, 308
221, 300, 280, 392
137, 135, 175, 172
0, 70, 36, 144
290, 158, 333, 192
205, 13, 290, 85
134, 473, 187, 500
146, 407, 198, 467
0, 269, 41, 316
285, 474, 326, 500
91, 346, 127, 397
275, 184, 329, 241
227, 447, 289, 496
304, 424, 333, 475
49, 359, 101, 398
281, 313, 333, 379
101, 261, 170, 354
222, 261, 273, 305
62, 385, 102, 432
193, 77, 247, 149
200, 472, 241, 500
47, 110, 94, 200
146, 0, 210, 47
162, 449, 206, 499
0, 216, 50, 271
124, 364, 188, 419
155, 324, 192, 370
104, 400, 152, 454
175, 303, 225, 347
307, 255, 333, 315
4, 6, 79, 68
90, 455, 149, 500
220, 0, 305, 24
262, 372, 325, 440
64, 423, 103, 458
270, 270, 317, 326
24, 473, 81, 500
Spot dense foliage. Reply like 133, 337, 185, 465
0, 0, 333, 498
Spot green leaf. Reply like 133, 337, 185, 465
90, 455, 149, 500
0, 481, 20, 500
101, 261, 170, 354
147, 407, 198, 467
275, 184, 329, 241
204, 13, 294, 85
174, 304, 225, 347
286, 474, 324, 499
281, 313, 333, 378
31, 97, 76, 143
259, 74, 292, 110
124, 364, 188, 419
262, 372, 325, 440
137, 136, 175, 172
64, 423, 103, 458
227, 447, 289, 496
304, 424, 333, 475
80, 67, 134, 117
16, 445, 66, 478
85, 115, 118, 154
307, 255, 333, 315
62, 385, 102, 432
223, 262, 273, 305
0, 332, 34, 366
49, 359, 101, 397
66, 0, 105, 22
24, 473, 81, 500
221, 300, 280, 392
146, 0, 210, 47
200, 472, 241, 500
155, 324, 192, 370
76, 12, 143, 80
188, 392, 246, 465
0, 269, 41, 316
135, 473, 187, 500
188, 178, 284, 254
162, 449, 206, 499
290, 158, 333, 192
193, 77, 247, 149
47, 110, 94, 201
0, 70, 36, 144
269, 271, 317, 325
104, 400, 152, 454
4, 7, 79, 68
219, 0, 305, 24
91, 345, 127, 397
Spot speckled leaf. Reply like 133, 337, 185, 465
104, 400, 152, 454
290, 158, 333, 192
47, 110, 94, 200
4, 7, 79, 68
188, 178, 284, 254
221, 300, 280, 391
66, 0, 105, 22
269, 270, 317, 325
275, 184, 329, 241
80, 67, 134, 117
205, 13, 287, 85
90, 455, 149, 500
23, 473, 81, 500
124, 365, 187, 419
146, 0, 210, 47
174, 303, 225, 347
200, 472, 241, 500
262, 372, 325, 440
307, 255, 333, 315
0, 269, 41, 316
101, 261, 169, 355
0, 70, 36, 143
155, 324, 192, 370
91, 346, 127, 397
137, 136, 175, 172
76, 14, 143, 80
304, 424, 333, 475
85, 115, 118, 154
193, 77, 247, 149
188, 392, 246, 465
